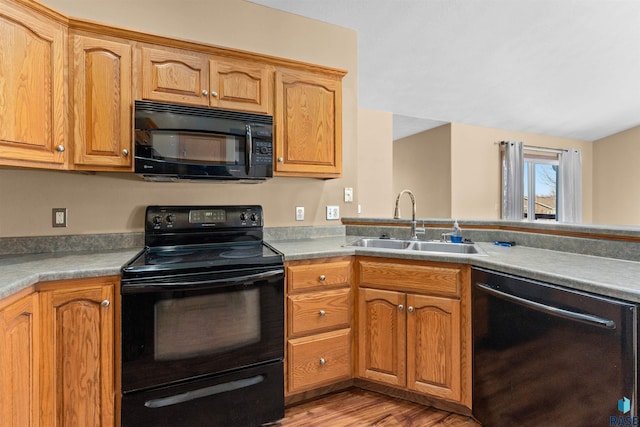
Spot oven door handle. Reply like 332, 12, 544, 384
144, 375, 264, 408
121, 268, 284, 293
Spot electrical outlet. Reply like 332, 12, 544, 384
295, 206, 305, 221
326, 205, 340, 220
344, 187, 353, 202
52, 208, 67, 227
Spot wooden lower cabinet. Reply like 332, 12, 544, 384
39, 277, 116, 427
356, 258, 471, 409
285, 257, 353, 397
0, 291, 39, 427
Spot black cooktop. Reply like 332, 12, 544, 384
123, 241, 283, 274
121, 205, 283, 279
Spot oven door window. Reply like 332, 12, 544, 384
146, 131, 243, 165
154, 289, 260, 361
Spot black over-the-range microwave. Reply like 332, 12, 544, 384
134, 100, 273, 182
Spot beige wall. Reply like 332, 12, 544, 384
393, 124, 452, 218
391, 122, 594, 222
450, 123, 593, 222
357, 109, 394, 217
0, 0, 358, 237
593, 125, 640, 226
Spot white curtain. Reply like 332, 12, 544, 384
557, 148, 582, 223
501, 141, 524, 220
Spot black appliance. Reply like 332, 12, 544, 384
134, 100, 273, 181
120, 205, 284, 427
472, 266, 638, 426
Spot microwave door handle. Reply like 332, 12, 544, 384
245, 124, 252, 175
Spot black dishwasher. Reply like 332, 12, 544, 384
472, 267, 638, 426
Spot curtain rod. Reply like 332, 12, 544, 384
498, 141, 567, 154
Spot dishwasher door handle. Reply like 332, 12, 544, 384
475, 282, 617, 329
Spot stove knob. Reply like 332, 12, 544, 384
240, 213, 247, 221
152, 215, 162, 225
166, 214, 175, 223
250, 213, 258, 222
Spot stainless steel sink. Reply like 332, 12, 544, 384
346, 238, 486, 255
347, 238, 413, 250
408, 241, 481, 254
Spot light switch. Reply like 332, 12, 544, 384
295, 206, 304, 221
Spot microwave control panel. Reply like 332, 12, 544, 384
254, 140, 273, 165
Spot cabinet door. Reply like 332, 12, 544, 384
72, 34, 132, 169
40, 280, 115, 427
0, 1, 66, 167
274, 68, 342, 177
357, 288, 406, 387
0, 293, 39, 427
141, 46, 209, 106
210, 57, 272, 114
406, 293, 461, 401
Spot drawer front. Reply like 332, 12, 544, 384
287, 260, 351, 292
287, 329, 351, 394
288, 288, 351, 337
358, 260, 462, 298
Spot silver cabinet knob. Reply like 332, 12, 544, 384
101, 300, 110, 308
202, 89, 208, 96
56, 145, 65, 152
277, 157, 284, 163
319, 310, 326, 317
408, 306, 414, 313
211, 91, 218, 97
319, 275, 326, 282
122, 149, 129, 157
319, 357, 326, 366
398, 304, 404, 311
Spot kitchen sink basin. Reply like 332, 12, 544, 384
347, 238, 413, 250
346, 238, 486, 255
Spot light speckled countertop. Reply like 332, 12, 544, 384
2, 236, 640, 304
0, 249, 141, 300
268, 236, 640, 303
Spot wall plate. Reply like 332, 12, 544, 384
326, 205, 340, 220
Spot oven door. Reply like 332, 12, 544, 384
121, 266, 284, 393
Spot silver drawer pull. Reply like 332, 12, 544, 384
398, 304, 404, 311
319, 275, 326, 282
319, 357, 326, 366
319, 310, 326, 317
101, 300, 110, 308
408, 306, 414, 313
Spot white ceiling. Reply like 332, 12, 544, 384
249, 0, 640, 141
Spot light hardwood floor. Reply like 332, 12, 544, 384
279, 389, 480, 426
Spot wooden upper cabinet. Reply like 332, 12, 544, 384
71, 33, 132, 169
0, 292, 39, 427
141, 45, 210, 106
0, 0, 66, 168
210, 57, 272, 114
140, 46, 273, 114
274, 67, 343, 178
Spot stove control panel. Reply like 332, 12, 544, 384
146, 205, 263, 232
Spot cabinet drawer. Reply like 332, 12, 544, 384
287, 261, 351, 292
358, 260, 462, 298
287, 329, 351, 393
288, 288, 350, 337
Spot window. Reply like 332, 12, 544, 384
524, 153, 558, 221
501, 141, 581, 223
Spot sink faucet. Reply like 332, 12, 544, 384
394, 189, 418, 240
